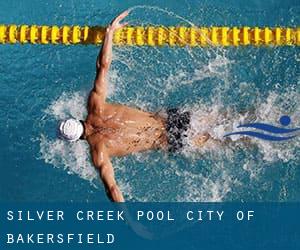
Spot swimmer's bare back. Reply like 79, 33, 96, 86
80, 11, 168, 202
85, 102, 168, 156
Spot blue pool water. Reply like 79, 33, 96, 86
0, 0, 299, 202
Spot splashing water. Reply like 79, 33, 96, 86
38, 6, 300, 202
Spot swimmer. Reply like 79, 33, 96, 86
58, 11, 211, 202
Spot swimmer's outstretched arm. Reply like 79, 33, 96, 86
92, 143, 125, 202
93, 11, 129, 101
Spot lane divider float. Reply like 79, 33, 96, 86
0, 25, 299, 46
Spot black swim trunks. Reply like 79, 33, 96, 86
166, 108, 191, 153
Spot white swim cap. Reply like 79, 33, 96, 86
58, 118, 84, 142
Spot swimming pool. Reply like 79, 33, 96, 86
0, 0, 299, 202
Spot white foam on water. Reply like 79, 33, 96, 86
46, 91, 87, 120
39, 134, 97, 184
175, 165, 234, 202
39, 92, 98, 186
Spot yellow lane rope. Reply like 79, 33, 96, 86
0, 25, 299, 46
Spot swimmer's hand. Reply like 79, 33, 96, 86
107, 10, 129, 33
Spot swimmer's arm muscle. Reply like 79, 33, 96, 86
93, 11, 129, 100
92, 144, 125, 202
93, 29, 112, 99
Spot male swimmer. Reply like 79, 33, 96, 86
58, 11, 210, 202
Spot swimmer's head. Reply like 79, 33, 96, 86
57, 118, 84, 142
